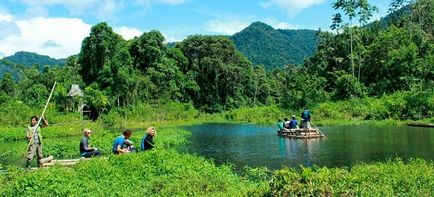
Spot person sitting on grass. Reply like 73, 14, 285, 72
79, 128, 101, 158
113, 129, 133, 154
141, 127, 156, 151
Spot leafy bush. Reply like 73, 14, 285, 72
270, 158, 434, 196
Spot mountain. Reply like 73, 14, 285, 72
3, 51, 65, 68
0, 51, 66, 79
230, 22, 317, 70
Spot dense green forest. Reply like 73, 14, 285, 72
231, 21, 318, 69
0, 0, 433, 121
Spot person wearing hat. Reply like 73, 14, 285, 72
79, 128, 101, 158
289, 115, 299, 129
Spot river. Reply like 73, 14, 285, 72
178, 123, 434, 171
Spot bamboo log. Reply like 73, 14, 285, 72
42, 161, 77, 167
50, 158, 91, 163
39, 156, 54, 164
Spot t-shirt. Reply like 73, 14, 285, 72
277, 122, 284, 130
80, 136, 90, 154
284, 121, 291, 128
141, 135, 154, 151
289, 119, 298, 129
26, 125, 41, 144
112, 135, 125, 153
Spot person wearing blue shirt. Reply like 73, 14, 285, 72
141, 127, 156, 151
113, 129, 132, 154
301, 108, 311, 129
289, 115, 299, 129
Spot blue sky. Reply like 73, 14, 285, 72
0, 0, 391, 58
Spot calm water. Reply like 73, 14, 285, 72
178, 123, 434, 170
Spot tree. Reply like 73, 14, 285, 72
177, 35, 255, 112
332, 0, 378, 79
0, 73, 15, 96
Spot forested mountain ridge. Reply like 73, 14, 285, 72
230, 21, 317, 70
0, 0, 432, 118
0, 51, 66, 79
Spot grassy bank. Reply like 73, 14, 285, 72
0, 150, 269, 196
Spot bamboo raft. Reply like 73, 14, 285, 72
38, 156, 90, 167
277, 128, 326, 139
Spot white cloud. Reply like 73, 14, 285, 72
114, 26, 143, 40
24, 6, 49, 17
156, 0, 187, 5
261, 0, 327, 18
205, 19, 250, 35
264, 18, 298, 29
19, 0, 121, 20
0, 15, 91, 58
161, 32, 184, 42
136, 0, 187, 7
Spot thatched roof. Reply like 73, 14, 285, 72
67, 84, 83, 97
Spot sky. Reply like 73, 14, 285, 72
0, 0, 391, 59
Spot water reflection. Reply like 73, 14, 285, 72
180, 123, 434, 171
278, 138, 321, 168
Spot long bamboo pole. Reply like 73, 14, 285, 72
311, 122, 327, 139
27, 81, 57, 148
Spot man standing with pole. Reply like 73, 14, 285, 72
25, 82, 56, 168
26, 116, 49, 168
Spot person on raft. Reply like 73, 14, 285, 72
26, 115, 49, 168
301, 108, 312, 129
289, 115, 299, 129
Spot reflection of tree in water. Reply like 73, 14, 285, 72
279, 137, 321, 168
302, 139, 321, 167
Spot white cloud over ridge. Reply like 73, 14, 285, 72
261, 0, 327, 18
0, 12, 148, 58
0, 14, 91, 58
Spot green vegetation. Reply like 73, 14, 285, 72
0, 151, 268, 196
230, 21, 317, 69
0, 0, 433, 195
270, 158, 434, 196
